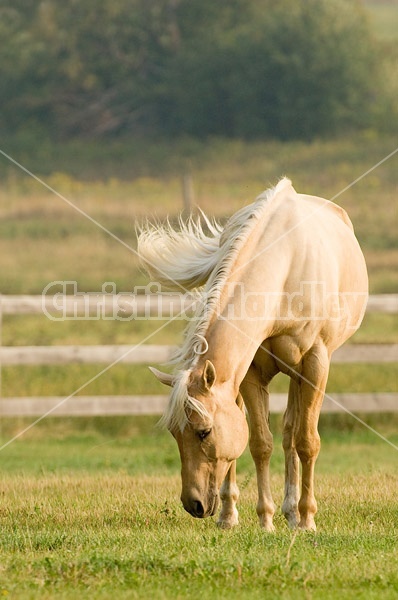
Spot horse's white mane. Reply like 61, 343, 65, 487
137, 178, 291, 431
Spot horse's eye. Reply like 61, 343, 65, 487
197, 429, 211, 441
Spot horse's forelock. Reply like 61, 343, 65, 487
159, 369, 210, 432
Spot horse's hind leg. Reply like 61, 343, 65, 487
295, 344, 329, 531
217, 460, 240, 529
282, 379, 300, 529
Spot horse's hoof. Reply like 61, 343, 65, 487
259, 516, 276, 532
298, 518, 316, 531
217, 519, 238, 530
283, 511, 300, 530
217, 509, 239, 529
217, 516, 239, 529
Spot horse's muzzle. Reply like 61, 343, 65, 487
183, 494, 219, 518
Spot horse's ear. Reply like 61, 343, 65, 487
202, 360, 216, 390
148, 366, 173, 387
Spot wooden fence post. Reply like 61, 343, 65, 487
0, 295, 2, 423
182, 174, 194, 214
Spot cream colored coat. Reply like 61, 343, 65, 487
138, 179, 368, 530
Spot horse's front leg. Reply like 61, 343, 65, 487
217, 391, 246, 529
240, 365, 277, 531
217, 460, 240, 529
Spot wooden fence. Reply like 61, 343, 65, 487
0, 294, 397, 417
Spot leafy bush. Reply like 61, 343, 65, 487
164, 0, 381, 139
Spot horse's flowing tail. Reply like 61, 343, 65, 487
137, 212, 224, 290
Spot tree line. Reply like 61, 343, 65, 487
0, 0, 394, 142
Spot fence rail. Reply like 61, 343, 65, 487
1, 343, 397, 366
0, 294, 397, 416
1, 393, 395, 418
2, 293, 398, 316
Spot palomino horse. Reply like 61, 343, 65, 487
138, 178, 368, 530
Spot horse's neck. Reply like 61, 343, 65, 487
197, 200, 290, 393
205, 318, 264, 394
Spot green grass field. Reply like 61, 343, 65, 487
0, 416, 397, 599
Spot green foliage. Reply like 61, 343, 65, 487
0, 0, 391, 140
166, 0, 381, 139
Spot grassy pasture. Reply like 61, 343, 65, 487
0, 133, 397, 294
0, 416, 397, 599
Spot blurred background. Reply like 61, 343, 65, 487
0, 0, 396, 426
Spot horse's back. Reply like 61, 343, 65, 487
297, 193, 354, 231
246, 182, 368, 350
266, 183, 366, 286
